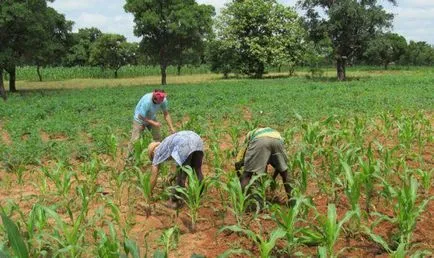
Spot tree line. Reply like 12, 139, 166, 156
1, 0, 434, 100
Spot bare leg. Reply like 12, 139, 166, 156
279, 170, 293, 203
240, 171, 253, 191
191, 151, 204, 181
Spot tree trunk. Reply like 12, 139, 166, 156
336, 57, 346, 81
37, 65, 42, 81
177, 64, 181, 76
384, 62, 388, 70
160, 63, 167, 85
7, 65, 17, 92
114, 69, 118, 78
278, 65, 281, 73
289, 66, 295, 76
0, 69, 7, 101
254, 62, 264, 78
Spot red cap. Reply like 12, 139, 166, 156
153, 91, 166, 103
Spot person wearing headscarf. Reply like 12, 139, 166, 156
128, 89, 175, 157
147, 130, 204, 208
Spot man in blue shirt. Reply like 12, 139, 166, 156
128, 89, 175, 156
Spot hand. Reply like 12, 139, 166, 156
170, 128, 176, 134
235, 161, 242, 171
153, 121, 161, 128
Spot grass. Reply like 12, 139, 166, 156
0, 67, 433, 257
1, 69, 433, 167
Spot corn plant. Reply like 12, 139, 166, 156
157, 226, 180, 257
311, 204, 355, 258
341, 160, 362, 233
416, 169, 432, 194
134, 167, 153, 217
351, 116, 367, 146
358, 144, 379, 214
371, 176, 433, 251
97, 126, 118, 159
210, 139, 223, 172
172, 166, 209, 232
80, 155, 104, 195
41, 162, 75, 198
292, 151, 311, 194
228, 126, 241, 157
94, 221, 120, 257
0, 211, 29, 258
271, 196, 313, 254
42, 204, 88, 257
23, 204, 52, 256
250, 173, 273, 211
397, 116, 417, 150
219, 225, 286, 258
222, 173, 257, 227
132, 135, 152, 167
123, 237, 140, 258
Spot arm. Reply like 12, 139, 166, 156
235, 145, 247, 177
150, 164, 160, 193
139, 114, 161, 127
163, 111, 175, 133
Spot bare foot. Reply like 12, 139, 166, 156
166, 200, 182, 209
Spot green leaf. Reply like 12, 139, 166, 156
153, 249, 167, 258
0, 213, 29, 258
123, 238, 140, 258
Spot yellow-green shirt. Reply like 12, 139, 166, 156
235, 127, 283, 164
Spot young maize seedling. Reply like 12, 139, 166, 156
158, 226, 180, 257
94, 221, 120, 257
313, 204, 355, 258
271, 195, 313, 254
219, 225, 286, 258
173, 166, 209, 232
134, 167, 153, 217
222, 172, 258, 227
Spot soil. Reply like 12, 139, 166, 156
0, 116, 433, 257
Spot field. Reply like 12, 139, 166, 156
0, 68, 433, 257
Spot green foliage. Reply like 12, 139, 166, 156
220, 225, 286, 258
157, 226, 180, 257
214, 0, 306, 78
89, 34, 138, 78
222, 172, 258, 226
0, 0, 73, 89
173, 166, 209, 232
364, 33, 407, 69
401, 41, 434, 66
300, 0, 395, 80
124, 0, 215, 84
65, 27, 103, 67
0, 212, 29, 258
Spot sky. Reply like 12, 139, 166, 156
49, 0, 434, 45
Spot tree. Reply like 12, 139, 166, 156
89, 34, 138, 78
300, 0, 396, 80
31, 7, 73, 81
206, 39, 241, 78
65, 27, 102, 66
0, 0, 70, 93
124, 0, 215, 85
401, 41, 434, 66
214, 0, 306, 78
364, 33, 407, 69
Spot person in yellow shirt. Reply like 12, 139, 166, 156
235, 127, 292, 202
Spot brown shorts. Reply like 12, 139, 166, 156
244, 137, 288, 174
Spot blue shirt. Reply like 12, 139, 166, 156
152, 131, 204, 166
134, 93, 168, 125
